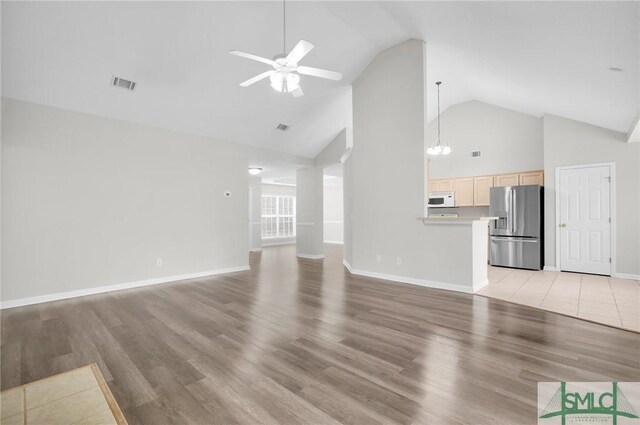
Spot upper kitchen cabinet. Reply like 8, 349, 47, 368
473, 176, 494, 206
428, 179, 454, 192
519, 171, 544, 186
439, 179, 454, 191
494, 173, 519, 187
428, 170, 543, 207
455, 178, 474, 207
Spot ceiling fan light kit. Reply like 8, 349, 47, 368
270, 70, 300, 93
230, 0, 342, 97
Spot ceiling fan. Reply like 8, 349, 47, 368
229, 1, 342, 97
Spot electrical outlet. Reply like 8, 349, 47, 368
376, 254, 381, 263
156, 257, 163, 267
396, 257, 402, 266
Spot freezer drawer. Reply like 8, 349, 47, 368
490, 236, 542, 270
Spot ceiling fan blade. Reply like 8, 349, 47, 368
292, 86, 304, 98
230, 50, 277, 67
286, 40, 314, 63
297, 66, 343, 81
239, 70, 275, 87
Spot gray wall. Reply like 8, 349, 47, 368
347, 40, 496, 291
350, 39, 427, 276
2, 98, 251, 302
427, 100, 543, 179
323, 177, 343, 243
249, 176, 262, 252
315, 128, 348, 167
261, 183, 296, 197
343, 154, 353, 266
543, 114, 640, 276
296, 167, 323, 257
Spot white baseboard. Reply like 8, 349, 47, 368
296, 253, 325, 260
342, 259, 353, 273
474, 278, 489, 292
323, 241, 344, 245
544, 266, 639, 280
342, 263, 475, 294
613, 272, 640, 280
0, 265, 250, 310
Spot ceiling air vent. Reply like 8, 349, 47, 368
470, 150, 482, 158
111, 76, 136, 92
276, 123, 290, 131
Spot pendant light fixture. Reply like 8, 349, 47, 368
427, 81, 451, 156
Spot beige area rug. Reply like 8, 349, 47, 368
0, 364, 127, 425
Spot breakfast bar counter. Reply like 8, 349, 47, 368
415, 216, 498, 293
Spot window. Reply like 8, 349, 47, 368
262, 195, 296, 239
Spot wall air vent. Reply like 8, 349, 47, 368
470, 150, 482, 158
276, 123, 290, 131
111, 76, 137, 92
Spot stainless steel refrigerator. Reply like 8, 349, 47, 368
489, 185, 544, 270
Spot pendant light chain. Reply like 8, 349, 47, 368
437, 81, 441, 148
428, 81, 450, 156
283, 0, 286, 53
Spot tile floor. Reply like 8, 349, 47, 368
0, 364, 124, 425
478, 266, 640, 332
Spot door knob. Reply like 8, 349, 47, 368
560, 223, 567, 228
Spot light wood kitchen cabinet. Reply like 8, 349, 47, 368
519, 171, 544, 186
438, 179, 454, 191
427, 179, 454, 193
494, 173, 519, 187
429, 170, 543, 207
473, 176, 494, 206
454, 178, 474, 207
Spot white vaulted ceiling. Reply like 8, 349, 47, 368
2, 1, 638, 158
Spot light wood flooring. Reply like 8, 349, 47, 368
1, 244, 639, 424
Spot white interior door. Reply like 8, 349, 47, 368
558, 165, 611, 275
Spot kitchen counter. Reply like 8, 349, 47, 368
418, 216, 498, 223
413, 216, 497, 293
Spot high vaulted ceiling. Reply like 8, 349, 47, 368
2, 1, 638, 159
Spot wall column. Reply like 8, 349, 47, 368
296, 167, 324, 259
349, 39, 426, 276
248, 176, 262, 252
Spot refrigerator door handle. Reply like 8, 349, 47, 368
509, 189, 514, 234
491, 236, 538, 243
511, 188, 517, 234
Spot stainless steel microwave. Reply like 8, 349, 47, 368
428, 191, 455, 208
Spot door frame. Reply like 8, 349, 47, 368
554, 162, 616, 276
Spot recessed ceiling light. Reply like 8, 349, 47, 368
248, 167, 262, 176
608, 67, 623, 72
